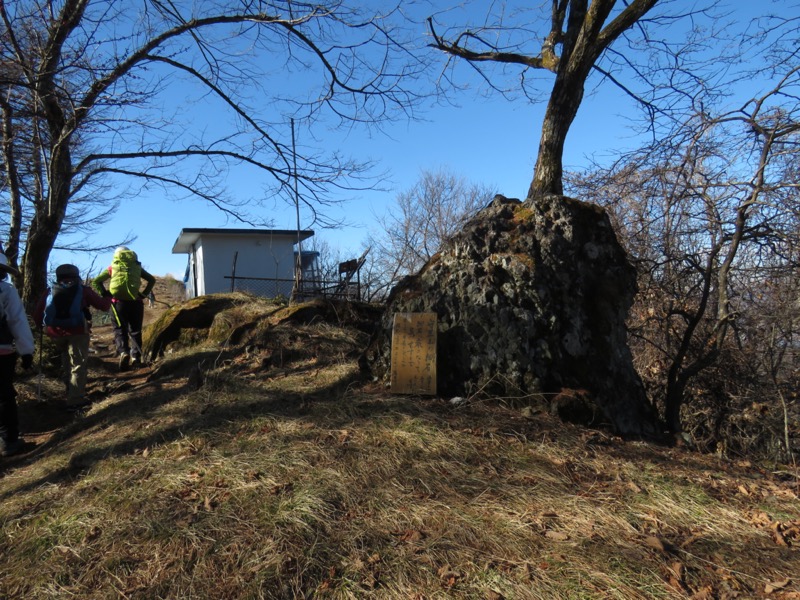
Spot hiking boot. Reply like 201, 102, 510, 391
130, 356, 142, 369
119, 352, 130, 371
1, 438, 25, 457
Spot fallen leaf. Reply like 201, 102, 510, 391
748, 511, 773, 527
772, 530, 788, 547
764, 578, 790, 594
680, 533, 703, 548
53, 545, 81, 562
521, 563, 534, 581
83, 525, 102, 543
667, 576, 683, 591
176, 488, 199, 501
785, 524, 800, 542
670, 561, 684, 580
644, 536, 667, 552
627, 481, 643, 494
690, 585, 715, 599
393, 529, 424, 543
437, 565, 460, 588
269, 483, 293, 495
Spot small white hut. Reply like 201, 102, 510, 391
172, 228, 316, 299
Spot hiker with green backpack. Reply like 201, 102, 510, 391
92, 247, 156, 371
33, 264, 112, 411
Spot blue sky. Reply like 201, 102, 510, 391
99, 99, 548, 278
44, 0, 771, 280
55, 70, 632, 279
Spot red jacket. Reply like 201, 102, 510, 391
34, 284, 112, 337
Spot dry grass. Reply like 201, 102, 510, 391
1, 293, 799, 599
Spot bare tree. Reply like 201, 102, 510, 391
1, 0, 423, 308
426, 0, 691, 198
367, 167, 496, 298
568, 62, 800, 435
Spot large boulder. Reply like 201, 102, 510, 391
361, 194, 660, 437
142, 293, 253, 362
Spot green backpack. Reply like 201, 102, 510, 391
109, 249, 142, 301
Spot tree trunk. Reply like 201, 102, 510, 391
528, 69, 586, 197
664, 375, 685, 434
526, 0, 658, 199
0, 101, 23, 272
21, 140, 72, 311
21, 215, 61, 312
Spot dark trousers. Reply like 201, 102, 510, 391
111, 300, 144, 359
0, 353, 19, 444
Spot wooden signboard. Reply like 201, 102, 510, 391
390, 313, 437, 395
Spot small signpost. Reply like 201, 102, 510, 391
390, 313, 437, 395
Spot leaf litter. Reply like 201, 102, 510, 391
1, 284, 799, 599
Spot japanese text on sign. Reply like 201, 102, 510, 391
390, 313, 437, 395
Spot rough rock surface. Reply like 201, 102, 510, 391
142, 294, 248, 362
361, 194, 660, 437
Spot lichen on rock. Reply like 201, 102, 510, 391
361, 194, 660, 437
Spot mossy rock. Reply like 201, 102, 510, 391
143, 294, 380, 363
270, 298, 383, 333
143, 293, 276, 361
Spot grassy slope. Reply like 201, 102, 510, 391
1, 284, 799, 599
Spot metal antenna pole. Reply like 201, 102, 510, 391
291, 118, 303, 301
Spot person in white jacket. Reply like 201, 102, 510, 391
0, 252, 35, 457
